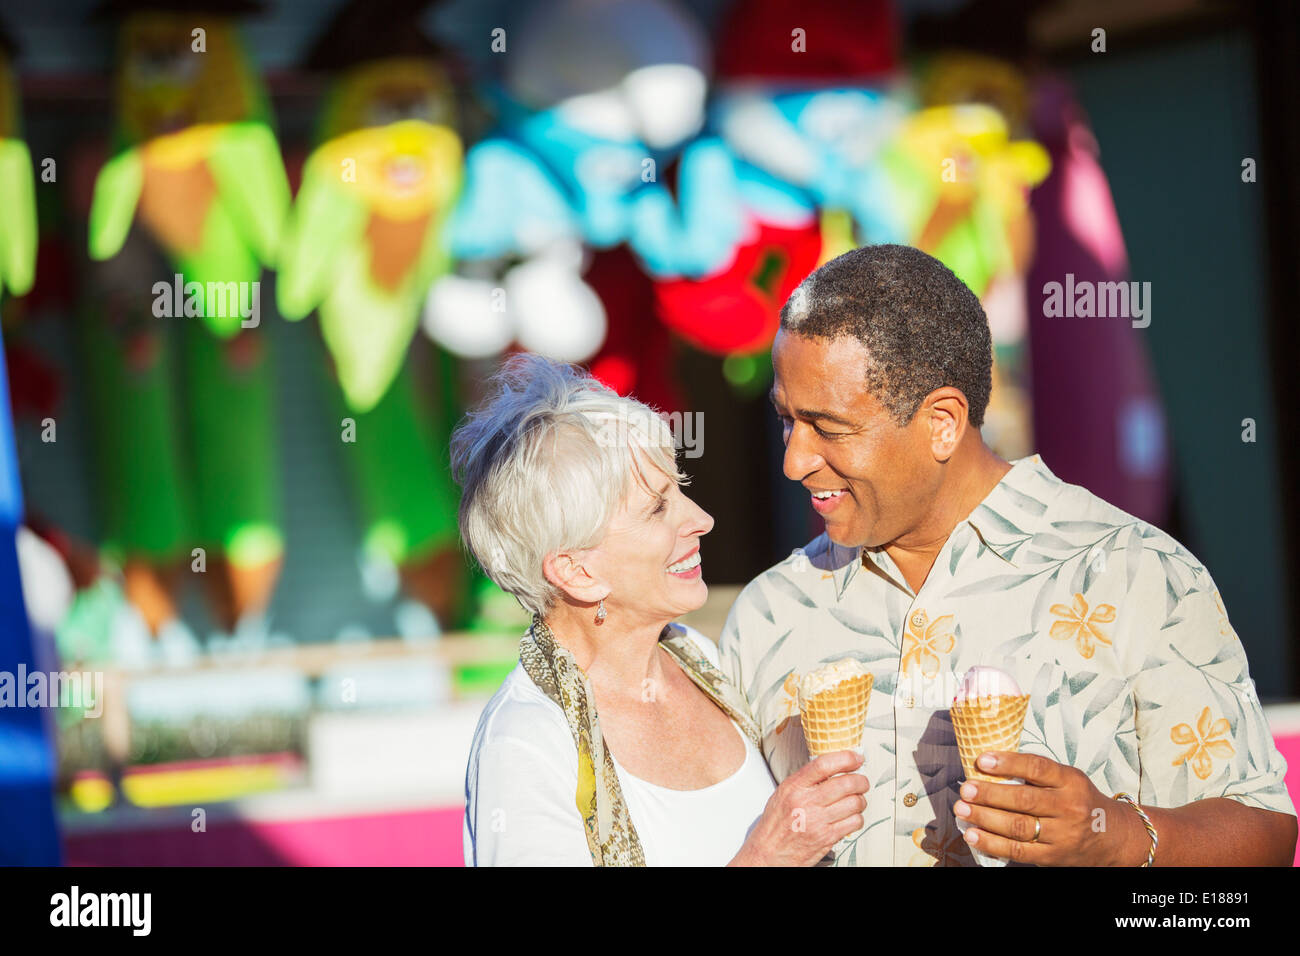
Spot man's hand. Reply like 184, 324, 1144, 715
952, 751, 1145, 866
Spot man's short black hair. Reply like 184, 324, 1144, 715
779, 244, 993, 428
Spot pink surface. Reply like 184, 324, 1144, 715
63, 732, 1300, 866
65, 804, 467, 866
1275, 732, 1300, 867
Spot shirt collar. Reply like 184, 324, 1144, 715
963, 454, 1060, 567
847, 455, 1059, 585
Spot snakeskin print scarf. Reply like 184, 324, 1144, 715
519, 613, 762, 867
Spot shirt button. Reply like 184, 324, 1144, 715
903, 696, 916, 708
903, 792, 918, 807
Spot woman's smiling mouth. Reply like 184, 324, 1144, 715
666, 549, 702, 577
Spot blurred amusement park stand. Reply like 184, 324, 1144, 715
54, 587, 741, 866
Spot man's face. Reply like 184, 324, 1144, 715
770, 329, 940, 549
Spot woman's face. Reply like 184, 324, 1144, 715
584, 461, 714, 626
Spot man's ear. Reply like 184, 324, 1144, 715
542, 550, 608, 605
923, 387, 969, 463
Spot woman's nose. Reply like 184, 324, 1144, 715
684, 498, 714, 536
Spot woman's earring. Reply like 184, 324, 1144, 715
595, 597, 607, 625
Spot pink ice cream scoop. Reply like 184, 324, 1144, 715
953, 665, 1022, 705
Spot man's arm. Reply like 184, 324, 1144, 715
716, 596, 748, 698
956, 751, 1297, 866
1119, 798, 1296, 866
957, 551, 1297, 866
1121, 562, 1297, 865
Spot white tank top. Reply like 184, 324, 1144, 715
610, 712, 776, 866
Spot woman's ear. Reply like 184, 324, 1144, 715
542, 550, 608, 605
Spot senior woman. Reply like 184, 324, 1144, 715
455, 354, 867, 866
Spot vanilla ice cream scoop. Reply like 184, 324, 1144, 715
953, 665, 1021, 704
798, 657, 873, 759
799, 657, 871, 701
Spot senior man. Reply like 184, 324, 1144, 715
718, 244, 1297, 866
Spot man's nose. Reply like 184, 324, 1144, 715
783, 422, 822, 482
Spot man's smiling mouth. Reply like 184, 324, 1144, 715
808, 488, 850, 515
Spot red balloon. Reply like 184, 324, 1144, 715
655, 220, 822, 356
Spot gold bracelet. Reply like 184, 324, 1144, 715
1113, 792, 1157, 867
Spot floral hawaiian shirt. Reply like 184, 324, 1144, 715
718, 455, 1295, 866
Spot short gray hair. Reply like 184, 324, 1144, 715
781, 244, 992, 428
450, 353, 685, 618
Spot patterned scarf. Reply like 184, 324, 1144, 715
519, 613, 762, 867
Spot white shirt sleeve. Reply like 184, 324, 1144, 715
465, 723, 594, 866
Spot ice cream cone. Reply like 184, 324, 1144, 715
799, 669, 873, 757
950, 693, 1030, 782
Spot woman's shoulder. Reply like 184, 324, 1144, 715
471, 661, 573, 759
464, 661, 591, 866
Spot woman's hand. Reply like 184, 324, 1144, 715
729, 751, 869, 866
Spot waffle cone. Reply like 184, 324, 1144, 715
799, 673, 873, 757
950, 694, 1030, 782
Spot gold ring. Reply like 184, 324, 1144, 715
1028, 816, 1042, 843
